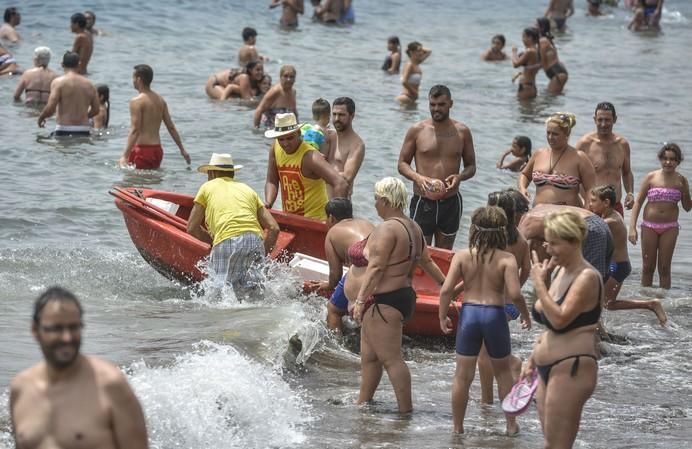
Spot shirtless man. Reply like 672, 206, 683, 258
269, 0, 304, 28
238, 27, 266, 67
119, 64, 191, 169
10, 286, 148, 449
398, 84, 476, 249
37, 52, 99, 137
14, 47, 58, 105
544, 0, 574, 31
0, 7, 20, 42
576, 102, 634, 217
326, 97, 364, 198
71, 13, 93, 75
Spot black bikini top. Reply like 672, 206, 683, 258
531, 272, 601, 334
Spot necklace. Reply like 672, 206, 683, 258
549, 148, 567, 174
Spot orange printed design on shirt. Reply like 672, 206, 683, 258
279, 165, 306, 215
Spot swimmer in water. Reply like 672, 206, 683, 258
481, 34, 508, 61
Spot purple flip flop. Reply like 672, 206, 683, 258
502, 369, 539, 416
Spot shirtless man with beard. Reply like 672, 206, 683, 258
398, 84, 476, 249
10, 286, 148, 449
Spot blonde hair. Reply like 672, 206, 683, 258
545, 112, 577, 136
374, 177, 408, 211
544, 209, 587, 244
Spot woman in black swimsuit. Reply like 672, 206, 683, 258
521, 209, 602, 448
347, 177, 446, 413
536, 17, 569, 94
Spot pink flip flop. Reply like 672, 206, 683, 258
502, 369, 539, 416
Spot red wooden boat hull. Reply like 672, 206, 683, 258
110, 187, 461, 336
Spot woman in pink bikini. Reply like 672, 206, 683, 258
629, 143, 692, 289
518, 112, 596, 207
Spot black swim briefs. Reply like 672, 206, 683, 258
409, 192, 463, 238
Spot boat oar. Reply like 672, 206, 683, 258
109, 188, 188, 233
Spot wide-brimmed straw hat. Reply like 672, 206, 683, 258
264, 112, 303, 138
197, 153, 243, 173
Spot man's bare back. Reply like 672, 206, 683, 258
38, 71, 98, 127
131, 91, 168, 145
11, 355, 147, 449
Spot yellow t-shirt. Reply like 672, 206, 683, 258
193, 177, 264, 246
273, 140, 328, 220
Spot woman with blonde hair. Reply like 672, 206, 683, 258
346, 176, 447, 413
522, 209, 602, 448
439, 206, 530, 435
519, 112, 595, 207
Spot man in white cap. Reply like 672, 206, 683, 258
14, 46, 58, 104
264, 112, 348, 221
188, 153, 280, 295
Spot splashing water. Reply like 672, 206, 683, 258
127, 341, 312, 449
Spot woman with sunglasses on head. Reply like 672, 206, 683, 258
628, 143, 691, 289
519, 112, 596, 208
396, 41, 431, 106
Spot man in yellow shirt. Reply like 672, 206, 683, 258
264, 112, 348, 220
188, 153, 279, 296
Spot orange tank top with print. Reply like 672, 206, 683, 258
273, 140, 328, 220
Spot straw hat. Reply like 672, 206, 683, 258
264, 112, 303, 138
197, 153, 243, 173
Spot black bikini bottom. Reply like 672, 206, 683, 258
365, 286, 417, 323
536, 354, 597, 386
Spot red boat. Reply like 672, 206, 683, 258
110, 187, 461, 336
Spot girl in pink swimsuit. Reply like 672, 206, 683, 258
629, 143, 692, 289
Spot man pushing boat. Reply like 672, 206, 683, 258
187, 153, 280, 298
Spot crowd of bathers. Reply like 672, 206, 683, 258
2, 1, 690, 447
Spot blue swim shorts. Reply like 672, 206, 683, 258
455, 303, 511, 359
329, 274, 348, 311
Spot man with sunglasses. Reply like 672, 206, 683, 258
9, 286, 149, 449
265, 112, 348, 220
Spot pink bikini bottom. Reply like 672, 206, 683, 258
641, 220, 680, 235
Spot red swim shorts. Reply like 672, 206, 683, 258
128, 144, 163, 169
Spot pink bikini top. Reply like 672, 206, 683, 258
647, 187, 681, 203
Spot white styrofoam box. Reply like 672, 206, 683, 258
147, 197, 179, 215
289, 252, 348, 281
